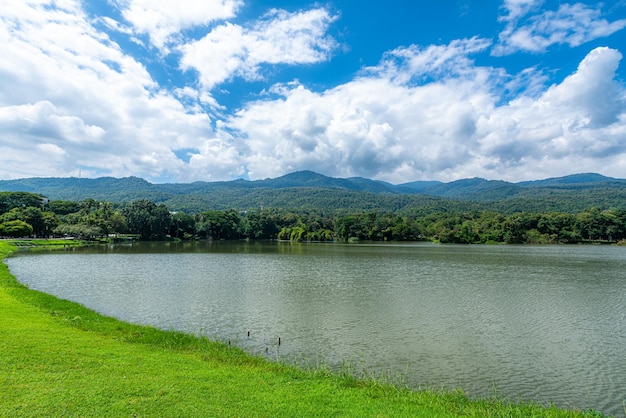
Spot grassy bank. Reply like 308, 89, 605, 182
0, 241, 603, 417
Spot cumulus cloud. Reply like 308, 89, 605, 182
0, 101, 105, 145
495, 2, 626, 55
112, 0, 243, 51
225, 40, 498, 181
180, 8, 338, 90
1, 0, 626, 185
463, 46, 626, 179
224, 45, 625, 183
542, 47, 623, 127
0, 0, 213, 180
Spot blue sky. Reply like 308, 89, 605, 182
1, 0, 625, 183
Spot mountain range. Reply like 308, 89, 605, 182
1, 171, 625, 214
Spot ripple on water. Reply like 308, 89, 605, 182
6, 243, 626, 416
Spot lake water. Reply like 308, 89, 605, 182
6, 241, 626, 416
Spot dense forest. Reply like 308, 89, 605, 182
2, 191, 625, 245
2, 171, 626, 215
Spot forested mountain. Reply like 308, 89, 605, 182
517, 173, 625, 188
1, 171, 625, 214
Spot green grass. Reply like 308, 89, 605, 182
0, 241, 605, 417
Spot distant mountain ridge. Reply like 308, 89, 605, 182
517, 173, 624, 187
1, 171, 625, 214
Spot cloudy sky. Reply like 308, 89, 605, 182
1, 0, 625, 184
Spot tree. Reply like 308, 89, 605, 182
336, 215, 364, 241
20, 206, 45, 236
0, 192, 47, 215
503, 217, 525, 244
53, 223, 102, 240
242, 211, 280, 239
0, 208, 20, 223
49, 200, 80, 215
198, 210, 242, 240
41, 211, 59, 237
537, 212, 578, 243
575, 208, 599, 240
0, 206, 58, 237
290, 225, 307, 242
602, 209, 626, 241
0, 220, 33, 237
123, 199, 171, 240
170, 212, 195, 239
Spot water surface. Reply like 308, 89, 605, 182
7, 241, 626, 416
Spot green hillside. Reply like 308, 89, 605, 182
1, 171, 625, 214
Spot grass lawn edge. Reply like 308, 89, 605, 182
0, 240, 607, 417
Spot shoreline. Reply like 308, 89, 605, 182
0, 240, 605, 417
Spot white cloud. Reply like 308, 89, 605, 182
366, 37, 493, 84
495, 2, 626, 55
499, 0, 543, 22
0, 101, 105, 145
0, 0, 340, 183
1, 0, 626, 185
476, 47, 626, 178
224, 44, 626, 183
180, 8, 338, 91
37, 143, 68, 157
113, 0, 243, 51
225, 40, 498, 181
541, 47, 623, 127
0, 0, 214, 180
186, 137, 247, 181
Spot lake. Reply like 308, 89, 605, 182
6, 241, 626, 416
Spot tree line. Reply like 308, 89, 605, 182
1, 192, 625, 244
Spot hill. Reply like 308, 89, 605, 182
517, 173, 624, 188
1, 171, 625, 214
